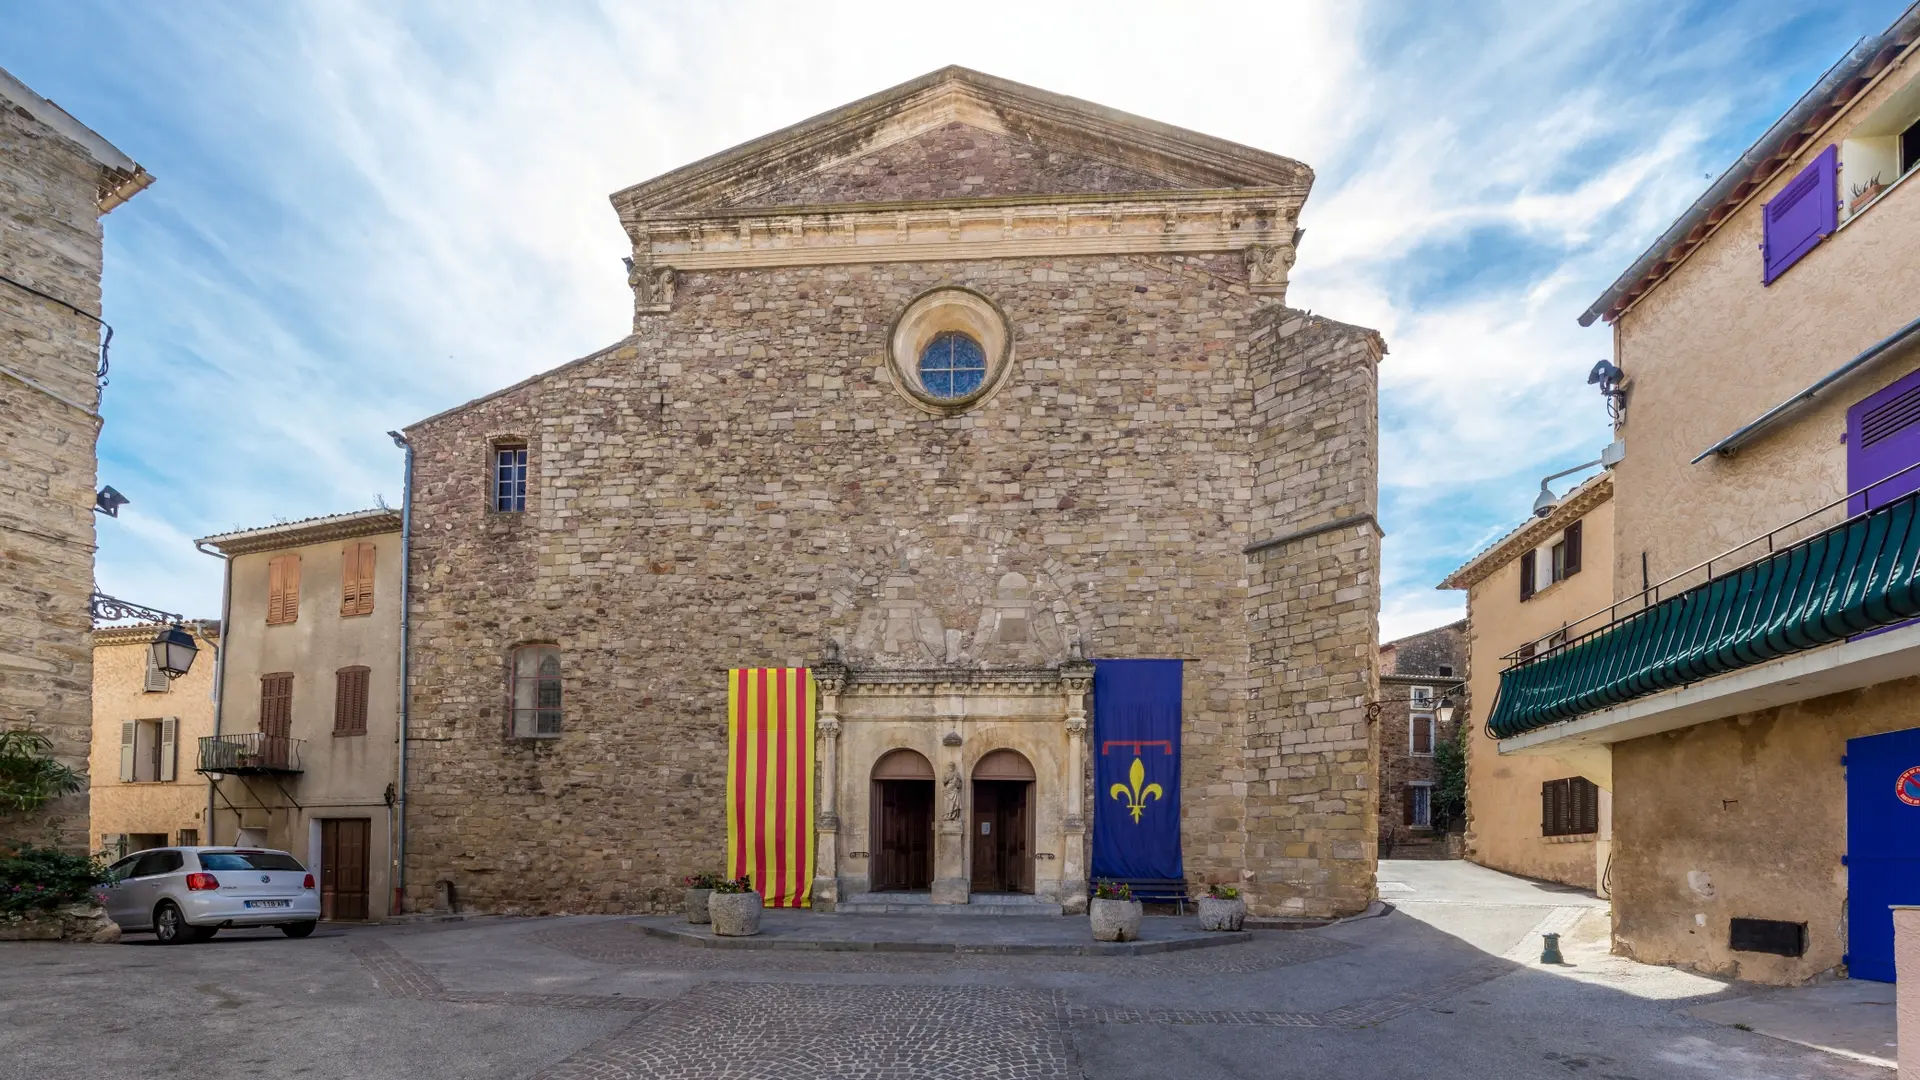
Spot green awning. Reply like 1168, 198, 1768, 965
1488, 491, 1920, 739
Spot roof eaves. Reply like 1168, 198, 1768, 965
1438, 473, 1613, 591
197, 509, 400, 555
1580, 3, 1920, 327
0, 64, 151, 212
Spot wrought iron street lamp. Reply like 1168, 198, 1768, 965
1364, 692, 1460, 726
89, 590, 199, 679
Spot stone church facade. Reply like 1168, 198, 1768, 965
402, 68, 1384, 918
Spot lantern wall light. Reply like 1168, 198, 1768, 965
89, 590, 199, 679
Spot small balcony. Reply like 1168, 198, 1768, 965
197, 733, 304, 775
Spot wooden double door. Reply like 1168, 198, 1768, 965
970, 780, 1032, 893
320, 818, 371, 921
870, 780, 933, 891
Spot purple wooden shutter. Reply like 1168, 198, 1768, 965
1762, 145, 1837, 285
1848, 366, 1920, 513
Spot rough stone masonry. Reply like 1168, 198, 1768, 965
402, 67, 1383, 918
0, 68, 150, 853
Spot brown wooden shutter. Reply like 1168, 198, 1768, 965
340, 543, 376, 616
1519, 550, 1536, 601
1403, 785, 1417, 826
334, 667, 369, 735
268, 555, 300, 624
261, 673, 293, 738
1564, 521, 1583, 577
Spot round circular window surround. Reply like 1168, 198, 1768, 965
886, 287, 1012, 415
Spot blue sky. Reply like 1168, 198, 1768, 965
4, 0, 1905, 640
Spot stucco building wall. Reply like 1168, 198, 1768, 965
1594, 45, 1920, 982
205, 518, 402, 917
1457, 491, 1614, 890
0, 76, 145, 851
88, 626, 218, 853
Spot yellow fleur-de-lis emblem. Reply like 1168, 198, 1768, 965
1109, 757, 1163, 824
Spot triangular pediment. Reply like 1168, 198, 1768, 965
613, 66, 1311, 220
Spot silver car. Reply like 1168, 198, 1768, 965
96, 846, 321, 944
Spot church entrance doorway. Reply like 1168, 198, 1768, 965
870, 749, 934, 891
970, 750, 1035, 894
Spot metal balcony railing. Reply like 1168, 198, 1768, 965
197, 733, 304, 775
1489, 466, 1920, 740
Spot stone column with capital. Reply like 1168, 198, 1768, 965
812, 662, 846, 910
1060, 659, 1094, 915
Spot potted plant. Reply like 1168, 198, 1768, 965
706, 875, 762, 937
1850, 173, 1887, 215
1089, 880, 1142, 942
682, 872, 719, 924
1198, 883, 1246, 931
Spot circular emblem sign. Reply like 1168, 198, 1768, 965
1897, 765, 1920, 807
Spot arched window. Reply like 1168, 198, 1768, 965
916, 331, 987, 399
510, 645, 562, 737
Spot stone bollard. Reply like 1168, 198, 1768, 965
1896, 906, 1917, 1080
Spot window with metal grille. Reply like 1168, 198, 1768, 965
510, 645, 562, 738
494, 445, 528, 513
1541, 776, 1599, 836
334, 666, 370, 736
176, 829, 198, 847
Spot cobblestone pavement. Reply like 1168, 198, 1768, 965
0, 866, 1896, 1080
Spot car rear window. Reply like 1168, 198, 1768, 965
196, 851, 304, 871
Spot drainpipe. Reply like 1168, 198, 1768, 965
386, 431, 413, 916
194, 540, 232, 844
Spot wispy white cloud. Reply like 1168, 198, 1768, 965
3, 0, 1902, 643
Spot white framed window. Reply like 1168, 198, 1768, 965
117, 718, 177, 783
1408, 782, 1434, 829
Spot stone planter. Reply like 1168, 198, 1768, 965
1197, 895, 1246, 931
684, 888, 713, 924
1089, 897, 1142, 942
708, 891, 763, 937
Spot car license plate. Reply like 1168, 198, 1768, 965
244, 900, 290, 909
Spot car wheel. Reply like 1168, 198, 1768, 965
153, 901, 199, 945
281, 920, 317, 938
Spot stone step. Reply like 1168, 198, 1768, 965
836, 892, 1065, 917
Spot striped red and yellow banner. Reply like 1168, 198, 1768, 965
726, 668, 816, 908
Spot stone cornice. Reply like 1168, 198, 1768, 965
833, 663, 1088, 696
1439, 474, 1613, 591
630, 193, 1299, 278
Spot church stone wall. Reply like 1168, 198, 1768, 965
0, 101, 111, 853
404, 249, 1377, 917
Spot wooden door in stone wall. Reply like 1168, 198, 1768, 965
970, 781, 1031, 893
871, 780, 933, 891
320, 818, 370, 921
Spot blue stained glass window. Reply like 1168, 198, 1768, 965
917, 332, 988, 400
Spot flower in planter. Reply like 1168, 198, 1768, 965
1092, 880, 1132, 901
711, 874, 755, 895
1206, 884, 1240, 900
682, 872, 721, 889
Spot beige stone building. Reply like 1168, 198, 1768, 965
89, 622, 219, 856
1489, 7, 1920, 984
1374, 621, 1466, 858
197, 511, 402, 921
1440, 473, 1614, 893
0, 66, 151, 851
400, 67, 1385, 919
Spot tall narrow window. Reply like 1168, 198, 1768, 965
510, 645, 562, 737
494, 445, 528, 513
144, 650, 171, 693
340, 541, 376, 617
334, 666, 370, 736
267, 554, 301, 625
261, 673, 294, 738
1563, 520, 1583, 577
1518, 549, 1536, 601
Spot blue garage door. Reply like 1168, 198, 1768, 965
1845, 726, 1920, 982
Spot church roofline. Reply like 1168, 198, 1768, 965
611, 65, 1314, 220
404, 335, 639, 432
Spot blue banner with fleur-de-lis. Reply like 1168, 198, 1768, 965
1091, 659, 1183, 884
